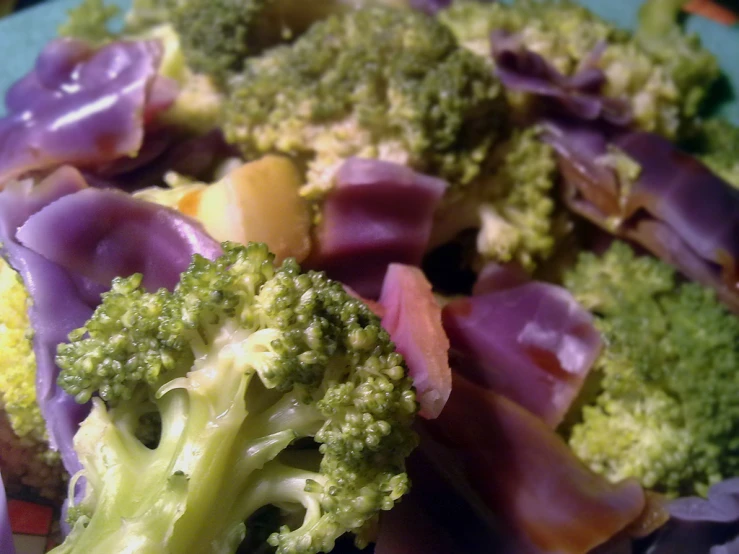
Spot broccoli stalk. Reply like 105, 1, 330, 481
564, 242, 739, 497
52, 243, 417, 554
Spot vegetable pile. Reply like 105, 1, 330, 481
0, 0, 737, 553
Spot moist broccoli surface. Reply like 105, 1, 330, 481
439, 0, 719, 138
688, 118, 739, 189
563, 242, 739, 498
52, 242, 417, 554
126, 0, 401, 84
223, 6, 506, 200
472, 126, 561, 270
58, 0, 121, 44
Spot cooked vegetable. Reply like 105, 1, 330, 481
689, 118, 739, 189
489, 31, 631, 125
168, 0, 352, 83
308, 158, 447, 298
59, 0, 120, 44
0, 38, 173, 187
442, 280, 602, 428
565, 242, 739, 497
0, 164, 223, 491
647, 478, 739, 553
0, 257, 45, 443
223, 6, 505, 199
135, 156, 312, 264
0, 169, 95, 477
0, 474, 13, 554
439, 0, 719, 137
426, 372, 645, 554
378, 264, 451, 419
471, 127, 561, 270
545, 118, 739, 313
52, 242, 417, 554
0, 255, 68, 497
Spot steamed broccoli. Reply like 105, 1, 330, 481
58, 0, 121, 44
0, 258, 65, 500
564, 242, 739, 497
439, 0, 719, 138
51, 242, 417, 554
689, 118, 739, 189
472, 126, 561, 270
223, 6, 506, 200
127, 0, 406, 84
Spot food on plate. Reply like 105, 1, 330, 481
0, 0, 737, 552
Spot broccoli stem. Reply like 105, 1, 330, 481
55, 326, 325, 554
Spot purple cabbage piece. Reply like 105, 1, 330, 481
17, 187, 222, 293
0, 38, 174, 187
442, 282, 602, 428
640, 479, 739, 554
307, 158, 447, 298
0, 165, 221, 484
491, 31, 631, 125
0, 168, 94, 476
542, 118, 739, 313
409, 0, 453, 14
0, 473, 15, 554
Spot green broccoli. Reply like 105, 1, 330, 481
688, 118, 739, 189
58, 0, 121, 44
51, 242, 417, 554
471, 126, 561, 270
439, 0, 719, 139
223, 6, 506, 200
127, 0, 405, 84
563, 242, 739, 497
0, 258, 66, 500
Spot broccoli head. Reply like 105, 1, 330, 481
688, 118, 739, 189
52, 242, 417, 554
58, 0, 121, 44
223, 6, 506, 200
0, 258, 65, 500
472, 126, 561, 270
564, 242, 739, 497
134, 0, 402, 84
439, 0, 719, 138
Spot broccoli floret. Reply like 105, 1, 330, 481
439, 0, 719, 138
688, 119, 739, 189
58, 0, 121, 44
0, 258, 65, 500
472, 127, 560, 270
223, 6, 506, 200
564, 242, 739, 497
51, 242, 417, 554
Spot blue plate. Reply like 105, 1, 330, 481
0, 0, 738, 119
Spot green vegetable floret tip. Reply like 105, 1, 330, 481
472, 126, 560, 270
52, 242, 418, 554
223, 5, 506, 200
563, 242, 739, 498
688, 118, 739, 189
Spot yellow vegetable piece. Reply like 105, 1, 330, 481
194, 156, 312, 263
0, 257, 45, 442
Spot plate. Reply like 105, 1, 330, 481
0, 0, 737, 552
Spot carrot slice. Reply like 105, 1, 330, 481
684, 0, 738, 25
